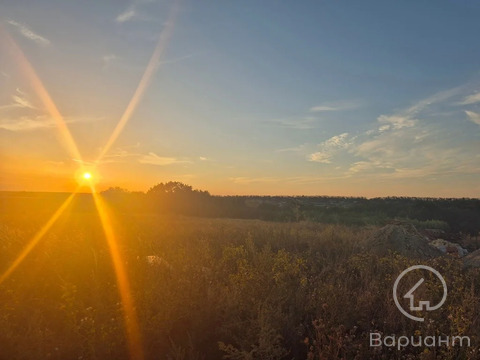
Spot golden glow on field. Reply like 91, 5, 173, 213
0, 189, 79, 286
91, 184, 144, 360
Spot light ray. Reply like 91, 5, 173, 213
96, 0, 180, 163
0, 190, 79, 286
91, 185, 144, 360
0, 26, 83, 162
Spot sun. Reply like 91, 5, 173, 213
75, 168, 100, 187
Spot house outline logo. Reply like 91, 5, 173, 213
393, 265, 447, 322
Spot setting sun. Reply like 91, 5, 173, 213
74, 168, 100, 188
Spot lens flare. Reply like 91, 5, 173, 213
90, 184, 144, 360
96, 0, 179, 163
0, 190, 78, 286
75, 167, 100, 187
0, 26, 83, 163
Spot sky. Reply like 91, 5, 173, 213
0, 0, 479, 197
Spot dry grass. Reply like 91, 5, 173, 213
0, 210, 479, 359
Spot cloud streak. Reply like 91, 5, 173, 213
0, 114, 100, 132
458, 92, 480, 105
0, 115, 55, 131
0, 90, 36, 111
465, 111, 480, 125
139, 152, 189, 166
309, 100, 360, 113
7, 20, 50, 46
116, 7, 136, 23
11, 95, 35, 109
267, 116, 317, 130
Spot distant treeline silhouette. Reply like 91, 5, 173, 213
99, 181, 480, 235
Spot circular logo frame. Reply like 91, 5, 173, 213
393, 265, 447, 322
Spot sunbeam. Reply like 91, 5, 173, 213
0, 190, 79, 286
95, 0, 180, 163
0, 26, 84, 163
91, 185, 144, 360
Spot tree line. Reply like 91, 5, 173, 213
101, 182, 480, 235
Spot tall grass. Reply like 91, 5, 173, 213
0, 211, 479, 359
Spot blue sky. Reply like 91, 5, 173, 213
0, 0, 479, 196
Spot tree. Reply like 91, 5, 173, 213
146, 182, 211, 215
101, 186, 130, 196
147, 181, 194, 195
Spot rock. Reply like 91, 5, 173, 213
429, 239, 468, 257
422, 228, 446, 240
463, 249, 480, 268
366, 224, 443, 259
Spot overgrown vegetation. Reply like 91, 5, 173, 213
1, 199, 480, 359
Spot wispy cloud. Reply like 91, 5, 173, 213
309, 105, 338, 112
309, 100, 360, 113
465, 111, 480, 125
7, 20, 50, 46
0, 90, 36, 111
405, 86, 462, 115
99, 146, 204, 166
350, 141, 480, 180
308, 133, 352, 163
0, 114, 99, 132
0, 115, 55, 131
116, 7, 136, 23
267, 116, 317, 130
348, 161, 394, 175
229, 176, 281, 184
373, 86, 464, 132
377, 114, 416, 129
11, 95, 35, 109
99, 144, 141, 163
268, 101, 360, 130
139, 152, 189, 166
347, 86, 479, 178
304, 82, 479, 181
115, 0, 161, 23
457, 92, 480, 105
308, 152, 332, 164
229, 174, 352, 186
275, 144, 307, 153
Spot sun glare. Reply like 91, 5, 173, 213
75, 168, 100, 188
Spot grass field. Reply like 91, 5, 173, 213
1, 199, 480, 360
